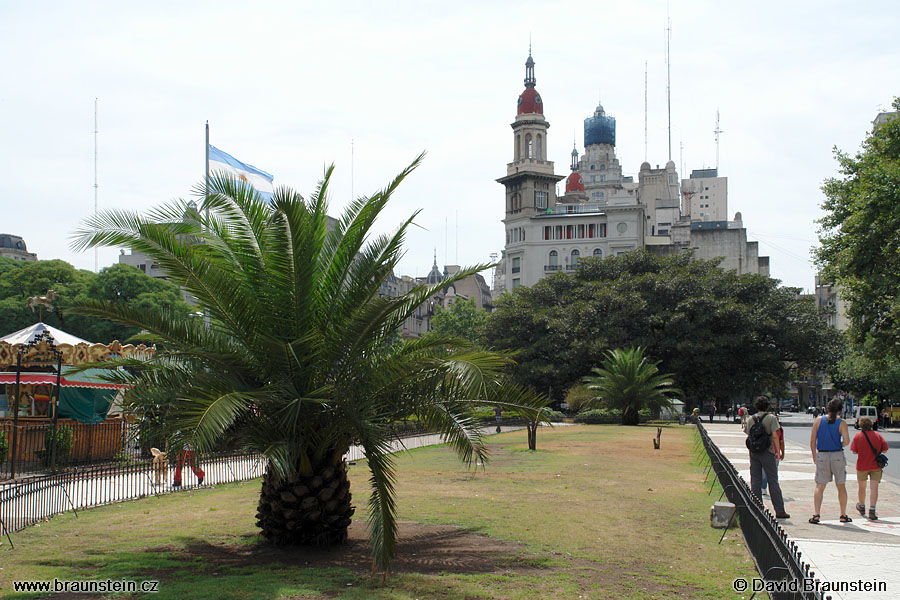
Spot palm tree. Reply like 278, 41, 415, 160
70, 156, 547, 572
582, 347, 679, 425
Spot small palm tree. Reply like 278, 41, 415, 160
582, 347, 679, 425
70, 155, 547, 572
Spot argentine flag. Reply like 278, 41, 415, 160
208, 145, 274, 202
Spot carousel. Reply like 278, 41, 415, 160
0, 302, 154, 478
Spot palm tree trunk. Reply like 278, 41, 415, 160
256, 454, 354, 546
622, 405, 640, 426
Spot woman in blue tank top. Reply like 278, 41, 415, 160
809, 399, 851, 524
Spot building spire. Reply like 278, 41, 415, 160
524, 45, 536, 89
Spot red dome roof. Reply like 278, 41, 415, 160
566, 172, 584, 192
517, 88, 543, 115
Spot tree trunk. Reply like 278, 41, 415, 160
527, 422, 537, 450
256, 454, 354, 546
622, 405, 640, 426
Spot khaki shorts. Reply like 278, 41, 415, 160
815, 451, 847, 484
857, 469, 883, 483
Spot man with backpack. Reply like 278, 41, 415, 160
744, 396, 790, 519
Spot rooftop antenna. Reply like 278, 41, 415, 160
93, 97, 99, 272
665, 8, 673, 161
714, 109, 724, 171
644, 60, 648, 163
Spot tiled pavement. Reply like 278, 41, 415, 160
704, 422, 900, 599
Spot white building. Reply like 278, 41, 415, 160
681, 168, 728, 222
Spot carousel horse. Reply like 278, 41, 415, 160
26, 289, 56, 313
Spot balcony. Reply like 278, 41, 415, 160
544, 265, 562, 272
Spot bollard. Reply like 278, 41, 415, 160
710, 501, 736, 529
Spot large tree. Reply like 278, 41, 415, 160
70, 158, 546, 572
484, 250, 841, 409
816, 99, 900, 357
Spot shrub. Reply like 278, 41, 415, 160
544, 409, 566, 423
36, 424, 76, 467
564, 384, 595, 414
574, 409, 623, 424
0, 429, 8, 464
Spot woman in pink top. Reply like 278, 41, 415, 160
850, 416, 889, 520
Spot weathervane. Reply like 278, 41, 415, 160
26, 289, 56, 322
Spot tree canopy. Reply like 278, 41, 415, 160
0, 258, 191, 342
427, 297, 488, 344
816, 98, 900, 358
483, 250, 842, 408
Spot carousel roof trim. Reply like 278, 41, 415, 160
0, 322, 155, 367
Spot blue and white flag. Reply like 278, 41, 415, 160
208, 145, 274, 201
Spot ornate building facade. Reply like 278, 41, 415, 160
495, 51, 768, 294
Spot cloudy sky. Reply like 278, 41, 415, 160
2, 0, 897, 292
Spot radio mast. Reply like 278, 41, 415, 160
93, 98, 99, 272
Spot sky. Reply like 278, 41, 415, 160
1, 0, 898, 293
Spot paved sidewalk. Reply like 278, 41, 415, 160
705, 422, 899, 600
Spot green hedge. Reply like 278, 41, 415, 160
574, 408, 653, 424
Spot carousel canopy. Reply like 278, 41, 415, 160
0, 321, 154, 367
0, 322, 92, 346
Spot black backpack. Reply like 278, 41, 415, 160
746, 415, 770, 454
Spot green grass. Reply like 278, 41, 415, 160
0, 425, 755, 599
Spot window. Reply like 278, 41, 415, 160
139, 264, 146, 272
590, 175, 596, 182
566, 225, 573, 239
600, 164, 606, 169
511, 257, 521, 273
590, 165, 595, 170
598, 223, 607, 237
526, 134, 533, 159
549, 250, 558, 268
578, 224, 585, 239
555, 225, 563, 240
600, 175, 606, 182
570, 249, 580, 267
591, 192, 602, 201
512, 278, 521, 289
544, 226, 551, 240
535, 191, 548, 209
588, 224, 595, 238
593, 248, 602, 257
536, 134, 543, 160
515, 134, 521, 160
599, 191, 604, 199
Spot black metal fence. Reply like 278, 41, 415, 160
0, 451, 266, 547
696, 422, 826, 600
